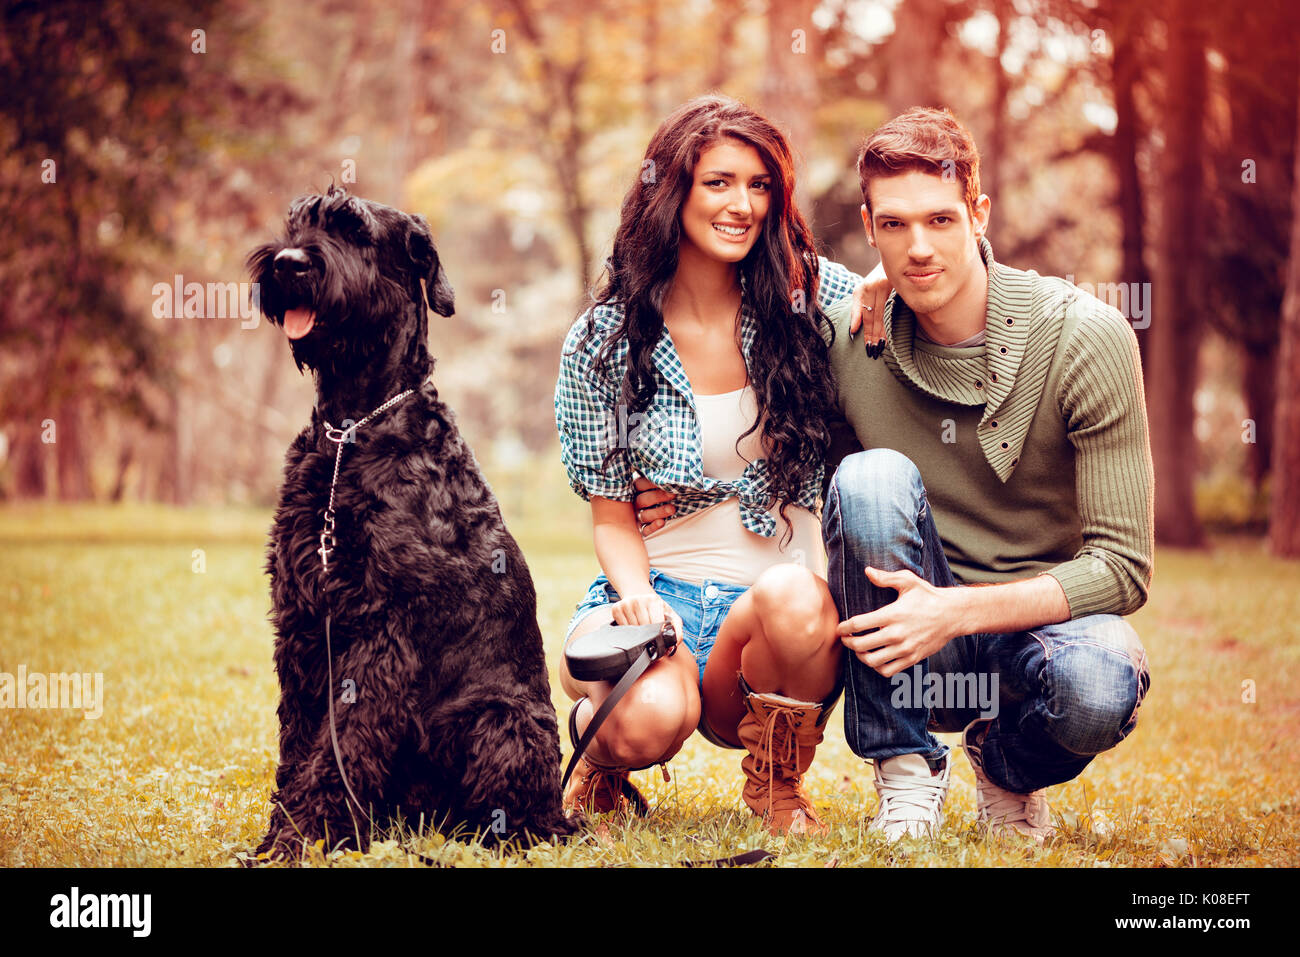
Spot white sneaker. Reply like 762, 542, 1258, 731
868, 751, 951, 841
962, 719, 1056, 844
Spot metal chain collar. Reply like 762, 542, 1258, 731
316, 378, 428, 572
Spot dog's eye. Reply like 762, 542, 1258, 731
329, 204, 372, 242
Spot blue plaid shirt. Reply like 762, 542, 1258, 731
554, 258, 861, 537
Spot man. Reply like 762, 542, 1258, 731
636, 107, 1153, 843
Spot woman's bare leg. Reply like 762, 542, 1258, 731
700, 563, 841, 747
560, 611, 700, 769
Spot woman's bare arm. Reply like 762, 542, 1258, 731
591, 495, 683, 634
591, 496, 653, 598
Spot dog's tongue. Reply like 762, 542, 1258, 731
283, 308, 316, 340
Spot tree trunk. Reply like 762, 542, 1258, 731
985, 0, 1011, 210
885, 0, 946, 114
1270, 75, 1300, 558
762, 0, 817, 211
1244, 347, 1276, 488
1147, 0, 1206, 548
644, 0, 660, 119
164, 370, 195, 506
10, 428, 48, 498
388, 0, 422, 205
1219, 4, 1297, 490
55, 394, 93, 501
110, 440, 134, 503
247, 337, 284, 497
705, 0, 742, 92
505, 0, 592, 294
1110, 4, 1152, 376
556, 67, 592, 293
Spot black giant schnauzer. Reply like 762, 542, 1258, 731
246, 186, 576, 861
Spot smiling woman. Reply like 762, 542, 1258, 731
678, 139, 772, 268
552, 95, 865, 834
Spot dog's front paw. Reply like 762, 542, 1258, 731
508, 807, 587, 845
556, 807, 589, 837
253, 828, 305, 865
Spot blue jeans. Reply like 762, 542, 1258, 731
565, 567, 749, 687
822, 449, 1151, 793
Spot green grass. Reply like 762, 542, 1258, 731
2, 461, 1297, 867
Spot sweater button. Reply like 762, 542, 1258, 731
999, 346, 1008, 354
990, 420, 998, 428
974, 380, 983, 389
991, 372, 999, 382
1000, 442, 1009, 450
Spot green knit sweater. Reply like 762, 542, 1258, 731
822, 239, 1155, 619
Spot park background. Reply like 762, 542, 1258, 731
0, 0, 1297, 867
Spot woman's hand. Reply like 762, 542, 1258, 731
610, 592, 685, 641
848, 262, 894, 358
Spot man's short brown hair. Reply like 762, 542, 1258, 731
857, 107, 982, 220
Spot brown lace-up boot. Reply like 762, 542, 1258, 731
736, 679, 834, 835
562, 755, 648, 819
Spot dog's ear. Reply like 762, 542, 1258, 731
406, 215, 455, 317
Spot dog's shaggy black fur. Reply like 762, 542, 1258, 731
245, 186, 577, 860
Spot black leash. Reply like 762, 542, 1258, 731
681, 849, 776, 868
561, 621, 777, 868
560, 641, 664, 792
309, 380, 444, 866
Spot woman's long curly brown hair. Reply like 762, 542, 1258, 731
577, 95, 838, 543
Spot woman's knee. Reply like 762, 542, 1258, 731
593, 666, 698, 768
559, 608, 615, 700
749, 564, 839, 661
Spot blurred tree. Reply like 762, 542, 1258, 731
811, 0, 1101, 272
704, 0, 745, 93
1147, 0, 1208, 547
1089, 0, 1154, 376
1204, 0, 1298, 490
884, 0, 949, 113
497, 0, 597, 292
762, 0, 818, 209
3, 0, 1287, 517
983, 0, 1011, 209
1271, 74, 1300, 557
0, 0, 304, 502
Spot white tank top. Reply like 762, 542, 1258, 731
644, 385, 824, 586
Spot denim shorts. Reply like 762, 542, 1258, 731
564, 567, 749, 688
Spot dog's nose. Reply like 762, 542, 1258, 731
273, 248, 312, 276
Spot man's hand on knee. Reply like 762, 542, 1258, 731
838, 567, 1074, 678
633, 475, 676, 535
837, 566, 957, 678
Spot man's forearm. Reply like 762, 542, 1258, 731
945, 573, 1071, 638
